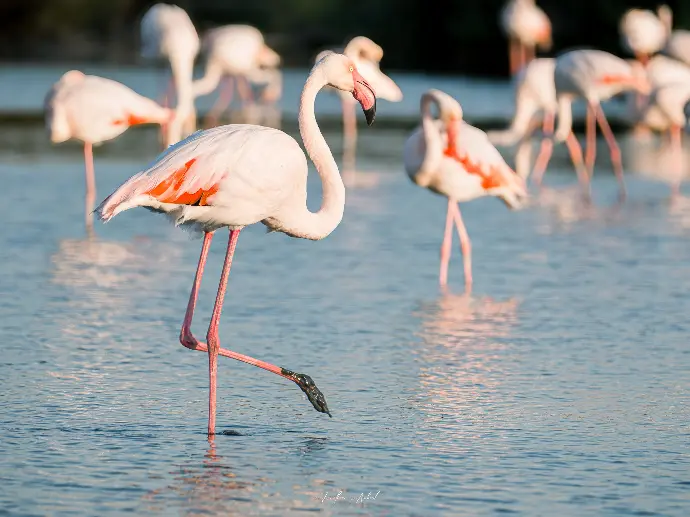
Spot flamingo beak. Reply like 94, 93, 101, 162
352, 69, 377, 126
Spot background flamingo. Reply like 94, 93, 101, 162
193, 25, 281, 126
44, 70, 171, 232
403, 89, 526, 292
140, 3, 200, 146
96, 52, 377, 436
317, 36, 402, 182
487, 57, 556, 180
500, 0, 552, 76
532, 50, 650, 200
619, 6, 672, 66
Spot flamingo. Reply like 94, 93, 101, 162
44, 71, 171, 232
531, 50, 651, 200
620, 6, 672, 66
317, 37, 402, 181
403, 89, 527, 291
640, 82, 690, 196
96, 52, 377, 436
140, 3, 200, 146
500, 0, 552, 76
193, 25, 281, 125
487, 57, 556, 180
665, 30, 690, 66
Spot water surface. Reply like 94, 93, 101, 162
1, 125, 689, 516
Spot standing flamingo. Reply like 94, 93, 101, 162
640, 82, 690, 196
140, 3, 200, 146
193, 25, 281, 125
487, 57, 556, 180
45, 71, 171, 232
403, 89, 527, 291
96, 52, 377, 436
620, 6, 672, 66
500, 0, 552, 76
531, 50, 651, 200
317, 37, 402, 181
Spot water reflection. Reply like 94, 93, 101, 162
412, 293, 519, 449
143, 441, 258, 516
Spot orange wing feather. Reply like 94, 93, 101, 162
145, 159, 219, 206
444, 125, 508, 190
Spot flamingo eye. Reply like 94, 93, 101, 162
349, 66, 354, 72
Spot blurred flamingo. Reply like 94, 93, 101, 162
640, 82, 690, 196
532, 50, 651, 200
487, 57, 556, 180
620, 6, 672, 66
317, 37, 402, 182
96, 52, 377, 436
193, 25, 281, 125
44, 71, 171, 232
403, 89, 527, 291
140, 3, 200, 145
500, 0, 552, 75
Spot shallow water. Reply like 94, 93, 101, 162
1, 125, 690, 517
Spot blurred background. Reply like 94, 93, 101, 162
2, 0, 689, 76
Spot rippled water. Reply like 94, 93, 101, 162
1, 124, 690, 516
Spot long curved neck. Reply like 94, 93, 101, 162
413, 93, 444, 187
166, 54, 195, 145
192, 58, 223, 98
280, 69, 345, 241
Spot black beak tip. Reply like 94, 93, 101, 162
364, 104, 376, 126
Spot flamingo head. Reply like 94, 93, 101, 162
318, 51, 377, 125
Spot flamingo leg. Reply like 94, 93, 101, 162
594, 104, 626, 200
236, 76, 254, 106
342, 98, 358, 182
179, 230, 330, 436
160, 77, 175, 147
206, 77, 234, 127
585, 103, 597, 176
531, 111, 555, 187
451, 202, 472, 293
670, 124, 683, 198
524, 44, 535, 66
439, 198, 454, 287
84, 143, 95, 233
509, 38, 518, 76
565, 132, 592, 199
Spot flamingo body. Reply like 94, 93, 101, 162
665, 30, 690, 66
620, 8, 669, 60
403, 89, 526, 290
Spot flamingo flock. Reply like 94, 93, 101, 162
42, 2, 690, 435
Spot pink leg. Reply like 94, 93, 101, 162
565, 132, 592, 199
531, 111, 555, 187
342, 98, 358, 182
451, 202, 472, 293
179, 230, 331, 436
524, 45, 535, 67
84, 143, 95, 233
160, 78, 175, 146
670, 124, 683, 198
518, 42, 527, 72
585, 103, 597, 176
509, 39, 519, 76
439, 198, 454, 287
595, 104, 626, 200
206, 77, 234, 127
237, 76, 254, 106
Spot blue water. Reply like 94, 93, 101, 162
1, 124, 689, 516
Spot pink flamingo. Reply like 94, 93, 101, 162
45, 71, 171, 232
193, 25, 281, 125
96, 52, 377, 436
140, 3, 199, 146
487, 57, 556, 180
620, 6, 672, 66
403, 89, 527, 292
317, 37, 402, 181
532, 50, 651, 200
640, 82, 690, 196
500, 0, 552, 76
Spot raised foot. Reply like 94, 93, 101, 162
281, 368, 332, 417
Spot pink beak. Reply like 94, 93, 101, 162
352, 69, 377, 125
